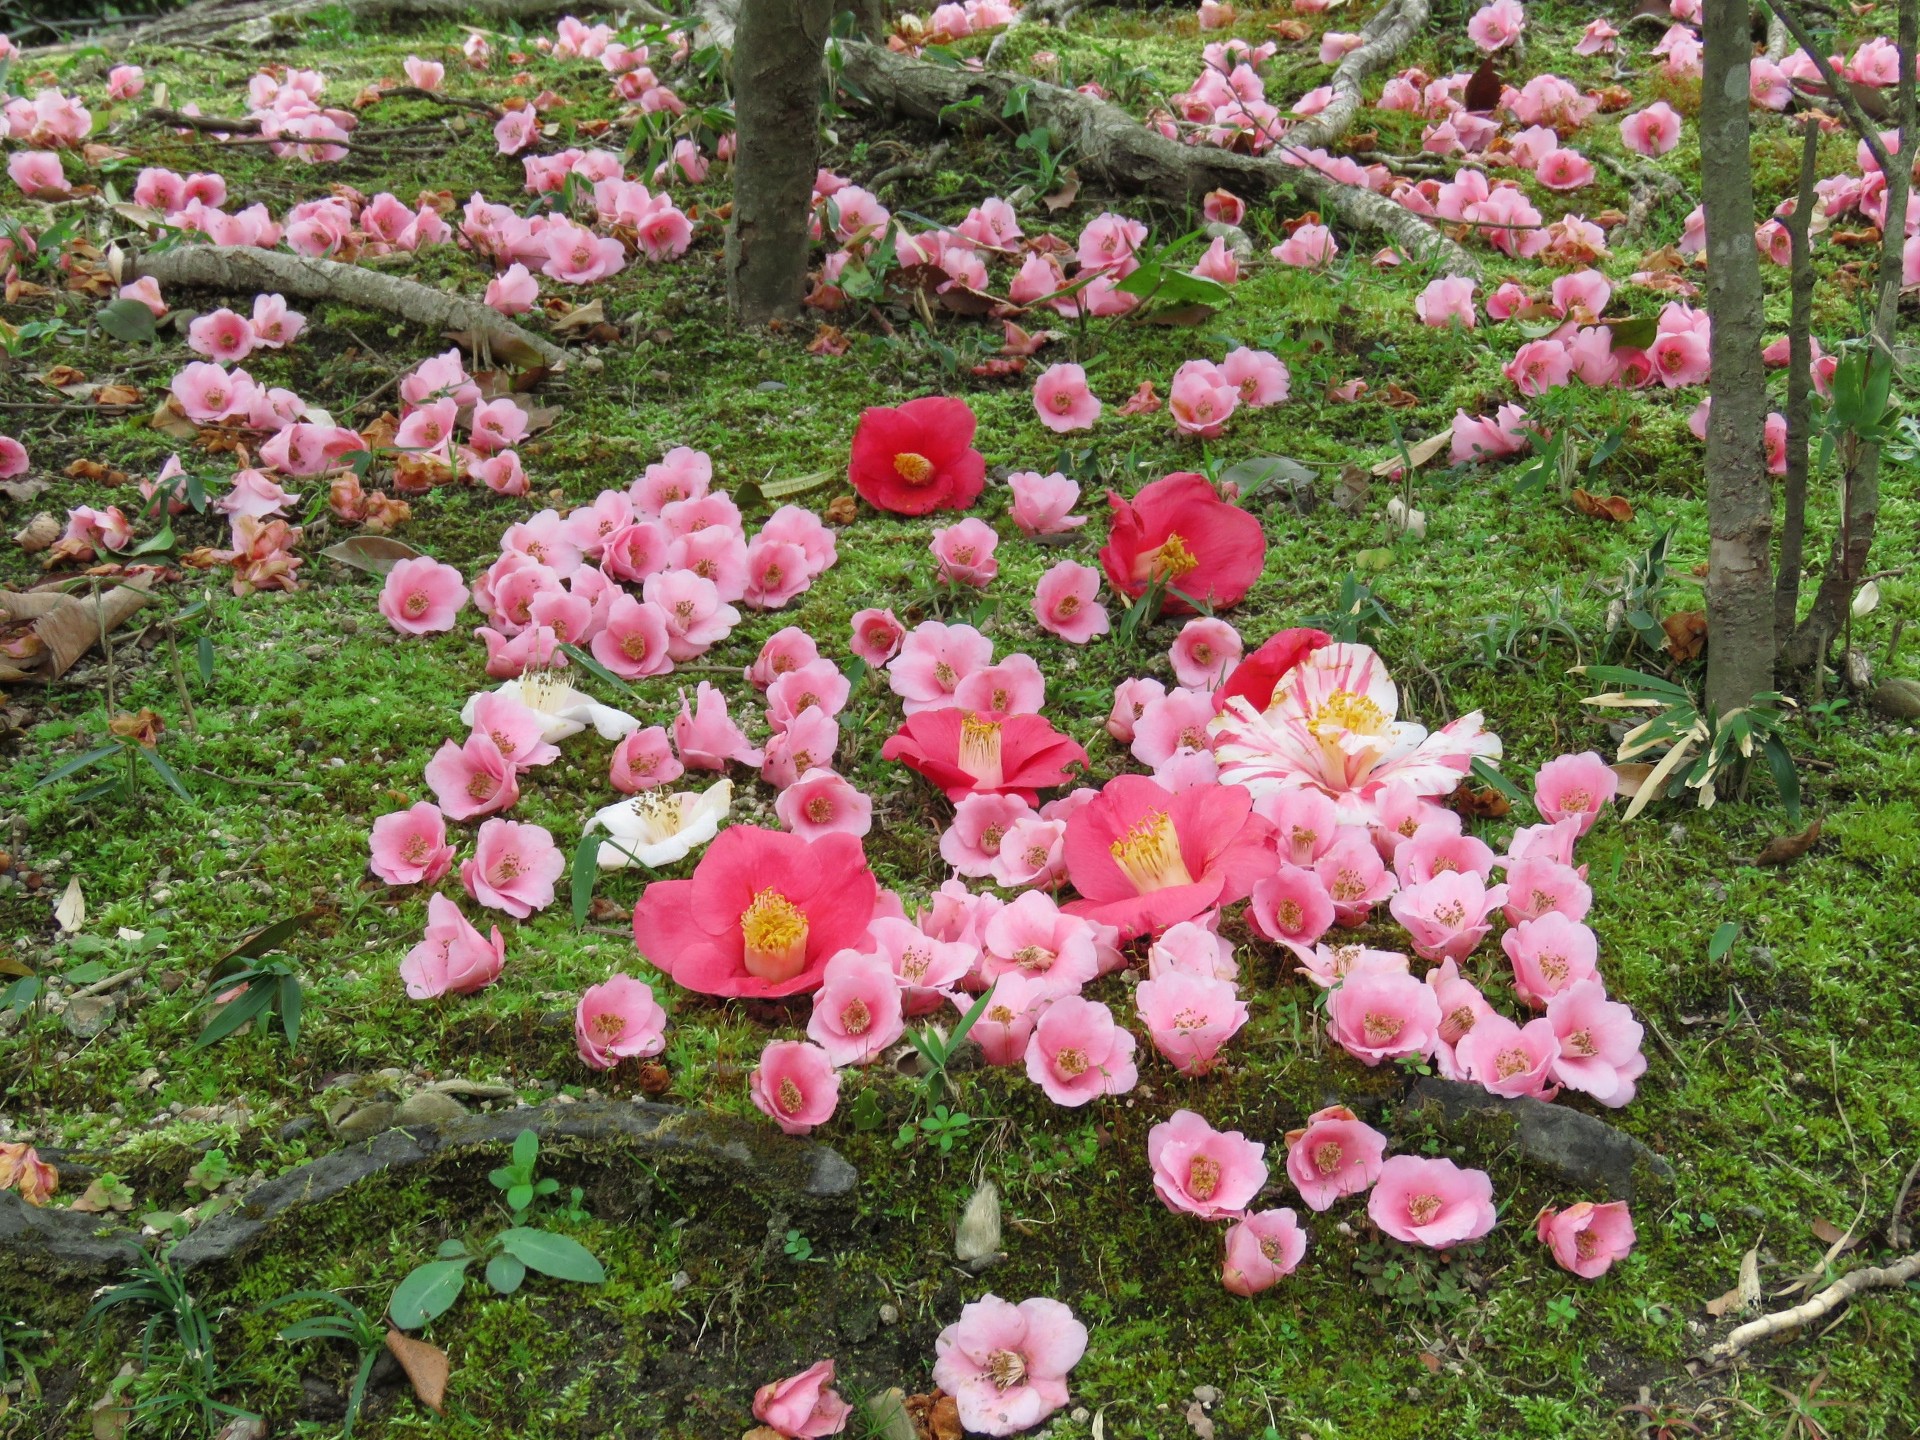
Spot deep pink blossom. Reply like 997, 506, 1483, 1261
807, 949, 906, 1065
1369, 1156, 1498, 1247
1221, 1208, 1308, 1295
752, 1359, 851, 1439
1536, 1201, 1636, 1278
750, 1040, 841, 1134
368, 802, 454, 886
1148, 1108, 1267, 1218
1032, 561, 1110, 644
1284, 1104, 1387, 1211
1025, 995, 1137, 1105
574, 973, 668, 1069
849, 607, 906, 665
399, 894, 504, 998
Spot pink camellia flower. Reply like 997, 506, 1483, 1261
1301, 943, 1413, 993
746, 628, 822, 690
750, 1039, 841, 1134
1575, 16, 1618, 53
1328, 967, 1441, 1066
1104, 677, 1164, 744
591, 594, 674, 680
1393, 824, 1496, 886
1649, 327, 1710, 388
931, 517, 1000, 588
1255, 788, 1339, 866
399, 895, 505, 998
1063, 774, 1272, 939
752, 1359, 851, 1439
1533, 750, 1618, 834
465, 691, 566, 774
1031, 561, 1110, 645
485, 262, 539, 315
1203, 188, 1245, 225
1504, 339, 1572, 397
424, 731, 519, 819
1190, 236, 1239, 285
1502, 854, 1592, 926
108, 65, 145, 100
403, 55, 446, 89
171, 363, 249, 427
0, 1142, 58, 1206
1502, 913, 1601, 1009
495, 106, 538, 153
378, 555, 468, 635
1389, 871, 1508, 963
118, 276, 167, 317
1007, 470, 1085, 537
1546, 981, 1646, 1106
673, 682, 764, 771
1284, 1104, 1387, 1211
1457, 1011, 1562, 1099
776, 768, 873, 840
849, 607, 906, 665
1537, 1201, 1636, 1278
8, 151, 70, 198
248, 292, 304, 348
1137, 968, 1248, 1075
1033, 363, 1101, 433
762, 710, 840, 790
368, 802, 455, 886
1535, 147, 1594, 190
461, 818, 564, 918
980, 890, 1099, 997
1219, 347, 1289, 407
1314, 831, 1397, 926
941, 793, 1034, 878
1170, 617, 1241, 689
1025, 994, 1137, 1105
1369, 1156, 1498, 1248
1168, 360, 1239, 438
992, 814, 1069, 890
469, 397, 529, 455
932, 1294, 1087, 1439
1415, 275, 1477, 328
883, 709, 1087, 805
1248, 865, 1336, 960
574, 973, 668, 1070
887, 620, 991, 713
610, 726, 682, 793
1221, 1208, 1308, 1295
806, 949, 905, 1066
1272, 223, 1338, 268
963, 971, 1049, 1066
1620, 101, 1682, 157
1467, 0, 1524, 50
1148, 1108, 1267, 1219
867, 916, 971, 1014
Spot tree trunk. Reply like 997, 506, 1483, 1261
1785, 0, 1915, 670
726, 0, 836, 327
1773, 118, 1820, 642
1699, 0, 1776, 715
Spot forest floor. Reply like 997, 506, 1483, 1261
2, 1, 1918, 1437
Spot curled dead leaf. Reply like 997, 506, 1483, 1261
1571, 488, 1634, 523
15, 513, 60, 553
1754, 818, 1822, 868
824, 494, 858, 526
1041, 168, 1080, 213
1609, 761, 1655, 798
383, 1329, 449, 1414
1662, 611, 1708, 662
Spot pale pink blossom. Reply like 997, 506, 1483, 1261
1575, 17, 1618, 54
1369, 1155, 1498, 1247
952, 654, 1045, 716
1620, 102, 1682, 158
400, 893, 504, 998
1025, 995, 1137, 1105
424, 731, 519, 819
750, 1040, 841, 1134
1131, 686, 1217, 768
610, 726, 682, 792
1170, 617, 1241, 688
1190, 236, 1239, 285
1546, 981, 1646, 1106
1315, 831, 1397, 926
888, 620, 991, 713
980, 890, 1099, 998
485, 262, 539, 314
1502, 854, 1592, 926
1221, 1208, 1308, 1295
806, 949, 905, 1066
1137, 968, 1247, 1075
1033, 363, 1100, 433
932, 1295, 1086, 1438
673, 681, 763, 770
1467, 0, 1525, 51
1169, 360, 1238, 437
7, 151, 69, 198
850, 607, 906, 666
752, 1359, 851, 1439
1271, 224, 1338, 268
1007, 470, 1084, 536
1032, 561, 1110, 645
1533, 751, 1617, 833
1248, 865, 1335, 960
368, 802, 454, 886
867, 916, 972, 1014
1219, 347, 1290, 407
643, 569, 740, 659
118, 276, 168, 317
931, 517, 1000, 588
990, 814, 1069, 891
1254, 789, 1339, 866
1148, 1108, 1266, 1218
964, 970, 1051, 1066
574, 973, 667, 1069
378, 556, 467, 635
1328, 967, 1440, 1065
1104, 676, 1164, 743
403, 55, 445, 89
1389, 871, 1508, 962
1415, 275, 1477, 328
776, 768, 872, 840
461, 817, 564, 918
943, 793, 1035, 878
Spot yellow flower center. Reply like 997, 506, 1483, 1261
590, 1011, 626, 1043
1274, 899, 1304, 930
620, 631, 653, 661
1054, 1046, 1088, 1077
1407, 1192, 1443, 1227
893, 451, 936, 485
1312, 1140, 1344, 1176
1109, 810, 1194, 893
1143, 531, 1199, 582
777, 1077, 804, 1113
1309, 689, 1389, 738
740, 888, 809, 982
1187, 1154, 1221, 1201
1574, 1229, 1599, 1260
1362, 1011, 1403, 1045
1494, 1047, 1533, 1079
403, 591, 431, 617
958, 714, 1005, 789
839, 997, 871, 1035
987, 1349, 1027, 1391
805, 795, 834, 825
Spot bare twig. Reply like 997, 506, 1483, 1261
68, 965, 145, 1001
1892, 1155, 1919, 1250
1696, 1250, 1920, 1368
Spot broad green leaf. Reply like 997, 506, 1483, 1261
760, 470, 835, 501
135, 744, 192, 801
511, 1129, 539, 1173
277, 972, 303, 1050
558, 642, 641, 699
190, 980, 275, 1050
570, 830, 600, 928
949, 983, 996, 1050
388, 1260, 469, 1330
486, 1253, 527, 1294
196, 634, 214, 685
97, 296, 159, 344
507, 1183, 534, 1212
1707, 922, 1739, 963
1470, 756, 1529, 810
496, 1228, 605, 1284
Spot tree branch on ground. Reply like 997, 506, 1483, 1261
834, 36, 1479, 276
130, 246, 582, 371
1276, 0, 1429, 156
1696, 1250, 1920, 1367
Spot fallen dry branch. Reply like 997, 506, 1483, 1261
63, 0, 678, 53
1892, 1155, 1919, 1250
1594, 152, 1689, 238
129, 246, 580, 371
1694, 1249, 1920, 1369
835, 40, 1479, 276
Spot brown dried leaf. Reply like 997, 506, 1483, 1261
38, 365, 88, 390
15, 513, 60, 553
383, 1330, 449, 1414
550, 298, 606, 336
1041, 168, 1080, 213
1755, 818, 1822, 868
1662, 610, 1707, 662
1185, 1401, 1216, 1440
1371, 429, 1450, 477
150, 400, 200, 441
1462, 57, 1503, 113
1809, 1217, 1860, 1251
95, 385, 142, 408
3, 478, 51, 504
320, 535, 424, 576
1609, 761, 1655, 797
1446, 782, 1511, 819
0, 574, 154, 682
1270, 17, 1312, 40
1572, 488, 1634, 523
1382, 382, 1421, 409
1332, 464, 1371, 512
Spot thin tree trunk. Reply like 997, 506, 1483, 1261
1700, 0, 1776, 714
1774, 119, 1820, 643
726, 0, 835, 326
1786, 0, 1915, 669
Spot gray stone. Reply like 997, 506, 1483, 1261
333, 1101, 395, 1143
61, 995, 116, 1039
1869, 678, 1920, 720
393, 1091, 467, 1127
1402, 1079, 1675, 1202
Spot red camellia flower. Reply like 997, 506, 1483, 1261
1098, 472, 1266, 614
1213, 626, 1332, 713
632, 826, 879, 998
848, 396, 987, 516
1063, 774, 1274, 938
881, 708, 1087, 805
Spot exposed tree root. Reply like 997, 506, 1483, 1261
1594, 152, 1689, 238
835, 39, 1479, 276
1693, 1249, 1920, 1370
1278, 0, 1428, 156
57, 0, 678, 54
131, 246, 582, 371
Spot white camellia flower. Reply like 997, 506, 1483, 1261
586, 779, 732, 870
461, 673, 639, 744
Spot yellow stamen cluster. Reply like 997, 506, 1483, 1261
1309, 688, 1389, 737
1148, 531, 1199, 580
893, 451, 936, 485
1109, 810, 1195, 893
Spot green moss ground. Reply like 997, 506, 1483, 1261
2, 1, 1918, 1436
